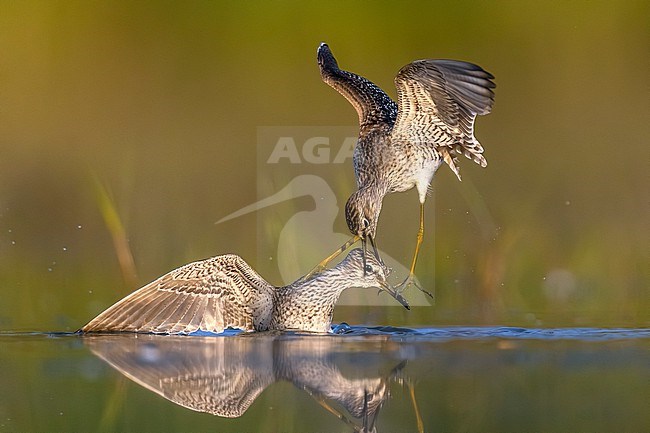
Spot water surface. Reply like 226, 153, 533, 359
1, 327, 648, 432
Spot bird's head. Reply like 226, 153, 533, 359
340, 249, 410, 309
345, 188, 382, 241
340, 248, 388, 285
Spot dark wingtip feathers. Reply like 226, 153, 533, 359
399, 59, 496, 115
317, 42, 340, 75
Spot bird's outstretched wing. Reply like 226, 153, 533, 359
318, 43, 397, 130
82, 255, 274, 334
85, 335, 275, 417
391, 59, 495, 179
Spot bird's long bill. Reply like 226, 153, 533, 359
368, 235, 384, 265
379, 281, 410, 310
362, 236, 384, 276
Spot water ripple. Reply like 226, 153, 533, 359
2, 327, 648, 341
337, 325, 650, 341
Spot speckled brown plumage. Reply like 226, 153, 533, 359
318, 43, 495, 292
81, 248, 408, 335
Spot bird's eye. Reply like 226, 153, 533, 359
364, 264, 373, 274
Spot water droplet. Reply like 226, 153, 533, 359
11, 241, 15, 245
565, 200, 571, 206
62, 247, 67, 251
77, 225, 82, 229
48, 268, 53, 272
88, 290, 93, 294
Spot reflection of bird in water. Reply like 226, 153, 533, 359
81, 248, 409, 335
311, 43, 495, 295
84, 333, 408, 432
216, 174, 431, 306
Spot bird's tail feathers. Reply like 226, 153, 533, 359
442, 148, 462, 181
453, 140, 487, 169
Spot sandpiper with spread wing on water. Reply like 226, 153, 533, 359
82, 248, 409, 335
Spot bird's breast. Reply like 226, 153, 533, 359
270, 290, 335, 333
384, 142, 442, 195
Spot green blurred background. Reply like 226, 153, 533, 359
0, 1, 648, 331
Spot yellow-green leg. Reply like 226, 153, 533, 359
407, 381, 425, 433
397, 203, 433, 298
299, 234, 361, 282
410, 202, 425, 275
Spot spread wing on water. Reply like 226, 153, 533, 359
391, 59, 495, 180
85, 335, 275, 417
82, 255, 274, 334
